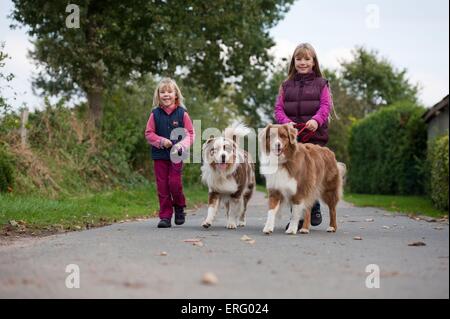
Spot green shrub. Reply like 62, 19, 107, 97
0, 145, 14, 193
348, 101, 427, 195
17, 98, 146, 196
427, 134, 449, 211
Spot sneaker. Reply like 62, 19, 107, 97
174, 206, 186, 225
285, 202, 322, 230
311, 201, 322, 226
157, 218, 172, 228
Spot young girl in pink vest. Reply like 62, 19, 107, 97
145, 78, 195, 228
274, 43, 333, 230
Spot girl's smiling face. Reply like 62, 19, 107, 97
159, 85, 177, 107
295, 53, 315, 74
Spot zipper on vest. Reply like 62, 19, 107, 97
297, 80, 304, 123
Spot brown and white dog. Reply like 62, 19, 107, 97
201, 124, 255, 229
258, 123, 346, 234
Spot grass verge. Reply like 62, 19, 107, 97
255, 184, 267, 194
0, 183, 208, 237
344, 193, 448, 218
252, 185, 446, 219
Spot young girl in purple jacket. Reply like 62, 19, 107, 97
274, 43, 333, 230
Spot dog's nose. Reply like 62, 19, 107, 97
221, 154, 226, 163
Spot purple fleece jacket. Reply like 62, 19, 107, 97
274, 85, 332, 126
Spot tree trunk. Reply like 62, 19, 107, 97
85, 14, 104, 130
20, 108, 29, 149
87, 88, 103, 129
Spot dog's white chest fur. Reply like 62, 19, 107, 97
202, 168, 238, 194
265, 167, 297, 198
212, 177, 238, 194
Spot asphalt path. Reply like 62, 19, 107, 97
0, 191, 448, 298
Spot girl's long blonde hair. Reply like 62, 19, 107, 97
286, 43, 323, 81
153, 78, 185, 108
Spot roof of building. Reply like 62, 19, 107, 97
422, 95, 449, 123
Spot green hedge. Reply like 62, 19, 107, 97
348, 102, 427, 195
428, 134, 449, 211
0, 145, 14, 193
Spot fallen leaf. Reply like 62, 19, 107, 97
382, 226, 390, 229
353, 236, 363, 240
201, 272, 218, 285
434, 226, 444, 230
183, 238, 202, 243
408, 241, 426, 246
9, 220, 18, 227
193, 241, 204, 247
159, 251, 168, 256
123, 282, 145, 289
247, 240, 256, 245
365, 218, 374, 222
240, 235, 252, 241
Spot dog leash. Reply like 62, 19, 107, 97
294, 123, 316, 143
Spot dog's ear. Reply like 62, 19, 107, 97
202, 138, 215, 163
231, 141, 240, 163
205, 137, 214, 145
202, 137, 214, 152
258, 124, 271, 155
287, 124, 297, 145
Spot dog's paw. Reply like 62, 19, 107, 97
201, 220, 211, 228
326, 226, 336, 233
299, 228, 310, 234
226, 223, 237, 229
238, 221, 246, 227
285, 226, 297, 235
263, 225, 273, 234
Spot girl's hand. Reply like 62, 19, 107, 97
172, 144, 183, 156
162, 139, 173, 148
305, 119, 319, 132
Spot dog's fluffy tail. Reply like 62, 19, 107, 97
337, 162, 347, 199
224, 122, 251, 145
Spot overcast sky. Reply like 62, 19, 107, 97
1, 0, 449, 111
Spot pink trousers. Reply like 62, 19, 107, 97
153, 160, 186, 219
